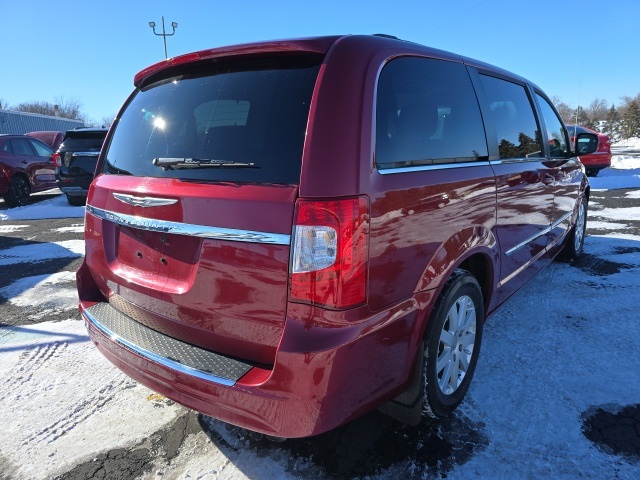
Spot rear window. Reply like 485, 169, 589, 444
102, 56, 322, 185
62, 133, 107, 151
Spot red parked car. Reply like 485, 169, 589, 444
567, 125, 612, 176
78, 35, 596, 438
0, 134, 57, 207
26, 131, 65, 152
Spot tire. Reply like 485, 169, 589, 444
422, 269, 484, 418
66, 194, 87, 206
558, 195, 587, 262
586, 168, 599, 177
2, 176, 31, 208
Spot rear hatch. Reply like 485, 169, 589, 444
85, 54, 322, 366
59, 131, 107, 178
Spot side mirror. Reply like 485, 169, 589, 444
574, 132, 598, 156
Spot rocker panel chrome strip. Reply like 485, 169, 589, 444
505, 211, 573, 256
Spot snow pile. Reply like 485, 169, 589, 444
610, 136, 640, 170
588, 139, 640, 190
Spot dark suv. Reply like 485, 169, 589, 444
54, 128, 108, 205
78, 35, 597, 438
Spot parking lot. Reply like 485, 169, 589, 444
1, 175, 640, 479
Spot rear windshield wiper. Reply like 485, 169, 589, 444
152, 157, 259, 170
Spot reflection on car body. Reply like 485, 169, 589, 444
78, 34, 597, 439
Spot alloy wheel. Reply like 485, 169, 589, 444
436, 295, 477, 395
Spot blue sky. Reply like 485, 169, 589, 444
2, 0, 638, 124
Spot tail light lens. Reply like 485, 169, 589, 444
290, 196, 369, 309
598, 136, 611, 153
53, 153, 62, 167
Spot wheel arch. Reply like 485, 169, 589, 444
8, 170, 31, 187
414, 225, 498, 315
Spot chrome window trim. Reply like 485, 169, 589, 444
86, 205, 291, 245
82, 308, 236, 387
377, 161, 489, 175
488, 157, 545, 166
505, 211, 573, 256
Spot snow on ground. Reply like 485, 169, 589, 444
0, 193, 85, 221
0, 321, 181, 480
0, 239, 84, 267
588, 137, 640, 190
0, 224, 29, 233
52, 224, 85, 234
0, 149, 639, 479
450, 233, 640, 479
0, 272, 78, 320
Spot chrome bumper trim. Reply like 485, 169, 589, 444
86, 205, 291, 245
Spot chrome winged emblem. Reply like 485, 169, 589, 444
113, 193, 178, 207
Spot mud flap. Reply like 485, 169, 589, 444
377, 341, 424, 426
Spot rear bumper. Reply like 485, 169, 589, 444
56, 173, 93, 195
80, 291, 433, 438
60, 185, 89, 196
579, 152, 612, 169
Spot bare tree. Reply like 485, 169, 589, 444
619, 93, 640, 119
551, 96, 574, 124
14, 96, 86, 122
100, 114, 116, 128
587, 98, 608, 123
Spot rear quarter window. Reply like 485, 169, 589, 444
376, 56, 488, 169
103, 56, 321, 185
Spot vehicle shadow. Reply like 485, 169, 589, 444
0, 323, 89, 353
198, 409, 488, 479
0, 189, 62, 211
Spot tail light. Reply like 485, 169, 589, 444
290, 196, 369, 309
598, 136, 611, 153
53, 153, 62, 167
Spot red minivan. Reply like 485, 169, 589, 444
78, 35, 596, 438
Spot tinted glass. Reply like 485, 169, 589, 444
566, 125, 587, 136
28, 139, 53, 157
103, 56, 321, 185
479, 75, 542, 159
11, 139, 35, 156
62, 133, 106, 151
376, 57, 488, 168
536, 94, 569, 158
577, 135, 598, 154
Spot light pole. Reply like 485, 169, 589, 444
149, 16, 178, 59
